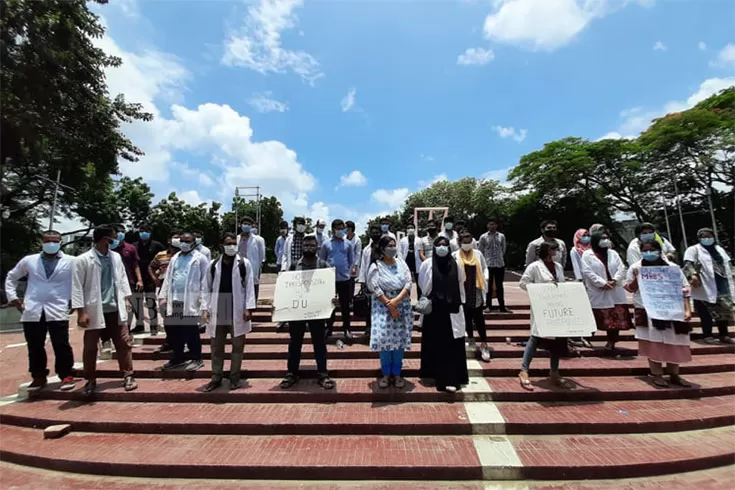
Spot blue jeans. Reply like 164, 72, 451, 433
521, 336, 559, 373
380, 349, 404, 376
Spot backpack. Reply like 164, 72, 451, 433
211, 258, 247, 288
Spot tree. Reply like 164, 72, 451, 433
221, 195, 284, 263
147, 193, 222, 247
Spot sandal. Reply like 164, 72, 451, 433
279, 373, 299, 389
518, 371, 534, 391
651, 375, 669, 388
393, 376, 406, 389
669, 375, 691, 388
317, 374, 335, 390
378, 376, 391, 389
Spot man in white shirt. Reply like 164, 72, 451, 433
275, 221, 289, 268
193, 230, 212, 262
525, 220, 567, 268
440, 216, 459, 244
237, 216, 266, 301
418, 220, 439, 263
399, 223, 421, 295
315, 219, 327, 247
379, 216, 397, 241
5, 230, 76, 391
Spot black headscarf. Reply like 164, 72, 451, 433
431, 236, 461, 312
590, 232, 612, 280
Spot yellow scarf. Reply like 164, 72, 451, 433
459, 248, 484, 291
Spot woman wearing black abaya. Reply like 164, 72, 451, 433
418, 236, 469, 392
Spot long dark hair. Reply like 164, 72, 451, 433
371, 235, 395, 264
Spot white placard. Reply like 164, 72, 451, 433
638, 266, 685, 321
272, 268, 335, 322
526, 282, 597, 337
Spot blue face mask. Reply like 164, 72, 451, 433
381, 224, 389, 232
241, 225, 251, 233
641, 251, 661, 262
445, 223, 454, 231
42, 242, 61, 255
139, 232, 150, 241
110, 239, 120, 249
640, 232, 655, 242
700, 237, 715, 247
334, 229, 345, 239
580, 236, 591, 245
117, 232, 125, 242
179, 242, 192, 253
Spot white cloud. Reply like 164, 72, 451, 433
457, 47, 495, 66
417, 174, 448, 188
653, 41, 666, 51
419, 153, 435, 162
698, 41, 707, 51
712, 43, 735, 69
341, 87, 357, 112
336, 170, 367, 190
482, 0, 652, 51
110, 0, 139, 19
492, 125, 528, 142
371, 188, 410, 209
178, 190, 205, 206
483, 167, 512, 184
249, 92, 289, 113
222, 0, 323, 84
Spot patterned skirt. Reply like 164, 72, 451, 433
593, 304, 632, 331
369, 292, 413, 352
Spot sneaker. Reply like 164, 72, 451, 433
186, 359, 204, 371
445, 386, 458, 393
480, 346, 491, 362
149, 328, 159, 336
720, 336, 735, 345
161, 360, 188, 371
130, 325, 145, 334
59, 376, 76, 392
156, 344, 173, 354
229, 378, 242, 390
27, 377, 47, 391
83, 380, 97, 395
123, 375, 138, 391
202, 380, 222, 392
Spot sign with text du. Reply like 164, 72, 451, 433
638, 266, 685, 322
272, 268, 336, 322
526, 282, 596, 338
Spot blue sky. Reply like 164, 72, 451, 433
74, 0, 735, 234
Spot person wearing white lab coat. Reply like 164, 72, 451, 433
5, 230, 76, 391
399, 224, 421, 295
518, 241, 570, 390
237, 216, 266, 301
158, 232, 209, 372
193, 231, 212, 262
418, 235, 468, 393
453, 233, 491, 362
683, 228, 734, 345
201, 233, 256, 392
281, 217, 308, 273
581, 231, 631, 351
315, 219, 328, 247
626, 222, 677, 265
72, 226, 137, 395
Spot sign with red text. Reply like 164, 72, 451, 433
526, 282, 596, 337
638, 266, 685, 322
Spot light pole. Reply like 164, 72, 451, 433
35, 171, 75, 230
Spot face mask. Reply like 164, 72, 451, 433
117, 232, 125, 242
172, 238, 181, 248
435, 246, 449, 257
179, 242, 192, 253
241, 225, 251, 233
599, 239, 613, 249
461, 243, 473, 252
543, 229, 557, 238
139, 232, 150, 241
445, 223, 453, 231
700, 237, 715, 247
381, 224, 389, 232
407, 228, 415, 236
580, 236, 591, 245
295, 224, 306, 233
195, 237, 202, 245
384, 247, 398, 258
316, 227, 324, 234
223, 244, 237, 256
110, 239, 120, 249
334, 229, 345, 239
642, 251, 660, 262
42, 242, 61, 255
303, 246, 317, 256
640, 232, 655, 242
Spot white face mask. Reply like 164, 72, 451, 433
179, 242, 192, 253
172, 238, 181, 248
599, 239, 613, 249
223, 244, 237, 256
195, 237, 202, 245
435, 246, 449, 257
407, 229, 415, 236
461, 243, 473, 252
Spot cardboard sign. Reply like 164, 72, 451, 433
638, 266, 685, 321
526, 282, 596, 337
272, 268, 335, 322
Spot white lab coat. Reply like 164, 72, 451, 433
684, 244, 734, 304
452, 249, 489, 305
237, 234, 265, 284
158, 250, 209, 317
519, 260, 566, 337
526, 237, 568, 268
5, 252, 74, 322
570, 247, 585, 281
196, 244, 212, 262
71, 249, 132, 329
581, 249, 627, 308
204, 255, 256, 338
358, 244, 376, 284
627, 237, 675, 265
418, 257, 466, 339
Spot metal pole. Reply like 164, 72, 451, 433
674, 180, 688, 248
705, 185, 719, 243
662, 195, 673, 244
256, 186, 261, 233
234, 187, 239, 234
48, 170, 61, 230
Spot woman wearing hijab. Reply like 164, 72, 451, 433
683, 228, 734, 345
367, 236, 414, 388
418, 236, 469, 392
568, 229, 594, 349
453, 232, 491, 362
581, 230, 631, 352
518, 241, 571, 390
625, 240, 692, 387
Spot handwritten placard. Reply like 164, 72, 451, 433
526, 282, 596, 337
638, 266, 685, 321
272, 268, 335, 322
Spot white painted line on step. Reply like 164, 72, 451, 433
0, 394, 20, 407
464, 376, 492, 393
472, 435, 524, 480
6, 342, 27, 348
464, 402, 506, 435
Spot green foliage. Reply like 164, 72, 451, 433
222, 196, 284, 262
147, 193, 222, 247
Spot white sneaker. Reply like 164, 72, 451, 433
445, 386, 457, 393
480, 346, 491, 362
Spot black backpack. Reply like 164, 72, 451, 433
211, 258, 247, 288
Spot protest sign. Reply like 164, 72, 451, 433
638, 266, 685, 321
272, 268, 336, 322
526, 282, 596, 337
